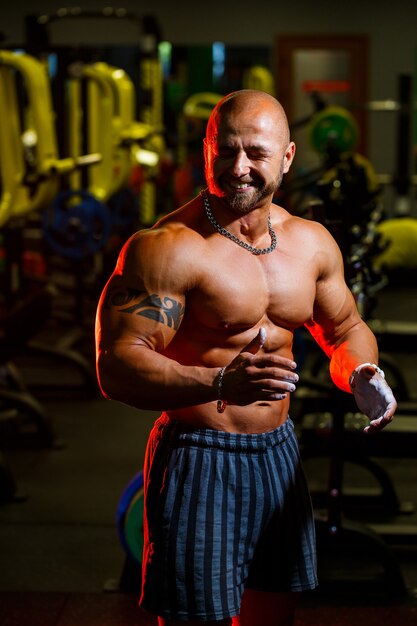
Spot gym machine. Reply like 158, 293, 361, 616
26, 7, 165, 230
0, 9, 165, 406
39, 56, 164, 341
43, 59, 159, 260
0, 49, 103, 500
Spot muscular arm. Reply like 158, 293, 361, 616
304, 223, 378, 393
304, 221, 396, 432
95, 227, 218, 411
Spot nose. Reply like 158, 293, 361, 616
230, 150, 250, 176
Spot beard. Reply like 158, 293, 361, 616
228, 177, 281, 213
226, 166, 284, 215
206, 162, 285, 215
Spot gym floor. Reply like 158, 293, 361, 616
0, 279, 417, 625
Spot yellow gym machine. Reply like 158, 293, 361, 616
25, 7, 165, 228
62, 59, 164, 239
0, 50, 102, 468
0, 48, 103, 306
0, 50, 99, 231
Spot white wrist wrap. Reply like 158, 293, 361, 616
349, 362, 385, 390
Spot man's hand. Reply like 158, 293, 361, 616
351, 365, 397, 434
221, 328, 299, 406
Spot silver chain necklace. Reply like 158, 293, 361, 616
201, 190, 277, 255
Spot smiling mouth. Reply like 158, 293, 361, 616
229, 181, 252, 190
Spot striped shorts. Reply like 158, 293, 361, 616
139, 414, 317, 622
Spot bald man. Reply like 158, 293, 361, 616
95, 90, 396, 626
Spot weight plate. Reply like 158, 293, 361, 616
309, 106, 359, 155
43, 190, 111, 259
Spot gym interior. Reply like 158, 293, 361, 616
1, 2, 417, 624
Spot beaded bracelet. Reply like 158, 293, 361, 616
349, 362, 385, 390
216, 366, 227, 413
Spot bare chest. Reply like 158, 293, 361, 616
187, 246, 317, 332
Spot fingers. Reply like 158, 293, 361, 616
363, 401, 396, 434
224, 360, 299, 406
253, 369, 299, 391
252, 355, 297, 371
364, 414, 393, 434
240, 368, 299, 404
228, 327, 299, 405
241, 327, 266, 355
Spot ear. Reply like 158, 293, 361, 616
283, 141, 296, 173
203, 137, 209, 164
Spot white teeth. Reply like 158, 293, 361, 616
232, 183, 250, 189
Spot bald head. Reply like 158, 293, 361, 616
206, 89, 290, 145
203, 89, 296, 209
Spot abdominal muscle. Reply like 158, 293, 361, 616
165, 322, 294, 434
168, 397, 291, 434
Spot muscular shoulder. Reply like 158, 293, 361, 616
277, 207, 333, 241
275, 208, 343, 276
115, 198, 206, 292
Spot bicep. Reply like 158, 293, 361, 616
304, 229, 361, 352
96, 231, 188, 355
97, 279, 186, 353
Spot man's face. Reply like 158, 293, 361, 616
204, 103, 295, 214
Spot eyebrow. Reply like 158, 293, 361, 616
217, 142, 273, 155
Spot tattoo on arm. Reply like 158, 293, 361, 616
105, 288, 184, 330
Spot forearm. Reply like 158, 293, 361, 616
329, 322, 379, 393
96, 344, 219, 411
